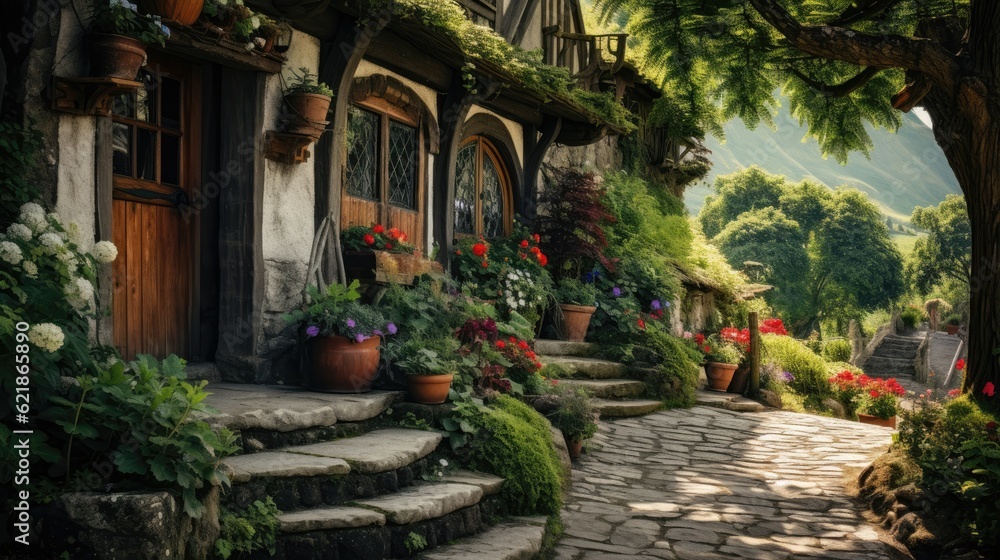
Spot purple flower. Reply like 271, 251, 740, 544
651, 299, 661, 310
354, 333, 366, 343
387, 322, 398, 335
346, 318, 356, 328
305, 325, 320, 338
612, 287, 622, 297
373, 329, 383, 336
781, 371, 795, 383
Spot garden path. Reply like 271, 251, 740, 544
553, 405, 902, 560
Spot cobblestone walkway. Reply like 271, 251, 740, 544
554, 406, 900, 560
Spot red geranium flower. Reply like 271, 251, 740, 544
388, 227, 400, 240
532, 233, 540, 243
495, 340, 506, 349
400, 232, 408, 242
694, 333, 706, 345
384, 242, 393, 250
363, 234, 375, 245
956, 358, 966, 371
519, 252, 527, 259
638, 318, 646, 330
455, 249, 462, 255
517, 340, 530, 350
472, 243, 487, 256
481, 260, 489, 268
529, 246, 540, 255
538, 254, 548, 266
984, 381, 995, 397
372, 224, 385, 234
519, 240, 529, 248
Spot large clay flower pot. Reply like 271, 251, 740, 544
858, 414, 896, 429
946, 324, 959, 335
87, 34, 147, 79
406, 374, 454, 404
705, 362, 738, 392
138, 0, 204, 25
285, 93, 332, 125
309, 335, 381, 393
560, 303, 596, 342
566, 438, 583, 460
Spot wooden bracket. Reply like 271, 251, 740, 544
49, 76, 141, 116
264, 131, 317, 164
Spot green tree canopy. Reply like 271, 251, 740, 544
700, 165, 788, 238
906, 194, 971, 294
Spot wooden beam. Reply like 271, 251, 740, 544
748, 311, 761, 397
521, 115, 561, 221
216, 67, 267, 382
363, 30, 453, 91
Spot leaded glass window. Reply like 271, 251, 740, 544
346, 106, 379, 200
388, 121, 418, 209
453, 136, 510, 238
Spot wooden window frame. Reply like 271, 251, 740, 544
347, 97, 425, 222
455, 135, 514, 239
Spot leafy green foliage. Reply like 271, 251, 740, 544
570, 90, 638, 132
404, 532, 428, 554
283, 280, 392, 340
900, 306, 925, 329
396, 337, 460, 375
555, 278, 598, 306
700, 166, 788, 239
761, 333, 831, 401
0, 121, 43, 226
88, 0, 169, 46
906, 194, 971, 294
215, 498, 281, 559
546, 389, 599, 442
637, 328, 700, 408
822, 339, 852, 363
458, 396, 563, 515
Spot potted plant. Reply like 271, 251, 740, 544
284, 67, 334, 130
854, 377, 905, 428
548, 389, 599, 459
283, 280, 396, 393
702, 334, 744, 392
137, 0, 204, 26
397, 337, 459, 404
555, 278, 597, 342
87, 0, 170, 79
341, 224, 421, 284
944, 314, 961, 335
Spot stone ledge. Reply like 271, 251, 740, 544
222, 451, 351, 483
419, 519, 547, 559
278, 506, 386, 533
286, 429, 442, 474
354, 482, 484, 525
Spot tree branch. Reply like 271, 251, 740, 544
829, 0, 904, 27
790, 66, 883, 98
747, 0, 959, 93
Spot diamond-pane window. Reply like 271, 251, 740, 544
388, 121, 417, 209
455, 144, 477, 235
346, 106, 379, 200
482, 156, 503, 238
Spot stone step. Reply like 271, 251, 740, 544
592, 398, 662, 418
200, 383, 402, 432
872, 347, 918, 359
284, 429, 442, 474
354, 482, 484, 525
533, 339, 594, 357
539, 355, 628, 379
419, 516, 548, 560
696, 390, 767, 413
222, 450, 351, 483
863, 356, 917, 376
439, 470, 505, 495
278, 506, 386, 533
557, 378, 646, 399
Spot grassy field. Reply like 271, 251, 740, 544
891, 232, 923, 257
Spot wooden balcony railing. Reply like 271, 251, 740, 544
542, 25, 628, 93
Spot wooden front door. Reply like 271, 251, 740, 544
111, 54, 201, 360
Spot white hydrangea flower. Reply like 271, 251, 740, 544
39, 232, 63, 253
7, 223, 32, 241
250, 16, 260, 29
92, 240, 119, 264
439, 459, 448, 467
23, 261, 38, 278
0, 241, 23, 265
29, 323, 65, 353
19, 202, 47, 233
65, 222, 81, 245
65, 277, 96, 312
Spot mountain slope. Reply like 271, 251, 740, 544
684, 109, 961, 223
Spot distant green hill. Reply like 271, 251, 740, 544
684, 109, 961, 224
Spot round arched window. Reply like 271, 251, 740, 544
454, 136, 512, 238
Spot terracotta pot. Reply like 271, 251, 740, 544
946, 324, 959, 335
858, 413, 896, 429
285, 93, 332, 125
87, 34, 147, 79
705, 362, 739, 392
308, 335, 381, 393
560, 304, 596, 342
406, 374, 454, 404
566, 438, 583, 460
727, 364, 750, 394
138, 0, 204, 25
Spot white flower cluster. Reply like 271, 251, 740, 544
6, 223, 32, 241
65, 277, 96, 312
29, 323, 65, 353
23, 261, 38, 278
19, 202, 47, 233
39, 232, 63, 253
1, 241, 23, 265
502, 269, 544, 310
92, 240, 119, 264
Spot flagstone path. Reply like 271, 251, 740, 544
553, 406, 901, 560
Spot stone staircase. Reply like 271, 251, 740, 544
201, 384, 546, 559
862, 333, 925, 378
534, 340, 662, 418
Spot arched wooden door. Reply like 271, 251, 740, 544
110, 54, 201, 359
454, 136, 513, 239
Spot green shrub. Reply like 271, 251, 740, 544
822, 339, 852, 362
466, 396, 563, 514
215, 498, 280, 559
636, 329, 699, 408
826, 361, 864, 377
0, 120, 43, 226
547, 389, 599, 442
761, 334, 830, 399
900, 306, 924, 329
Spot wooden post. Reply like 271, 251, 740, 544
748, 311, 761, 397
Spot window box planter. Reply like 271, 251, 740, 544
308, 335, 382, 393
342, 250, 441, 285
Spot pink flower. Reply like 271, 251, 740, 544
984, 382, 995, 398
948, 389, 961, 398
